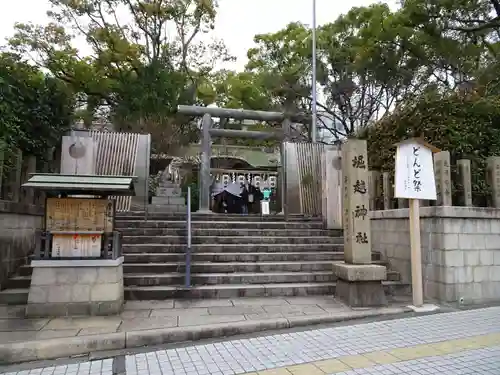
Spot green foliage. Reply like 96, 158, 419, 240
8, 0, 233, 155
181, 170, 199, 212
0, 52, 74, 167
358, 91, 500, 205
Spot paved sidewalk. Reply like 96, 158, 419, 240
0, 296, 412, 363
1, 306, 499, 374
0, 296, 410, 345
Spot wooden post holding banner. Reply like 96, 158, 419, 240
394, 138, 440, 308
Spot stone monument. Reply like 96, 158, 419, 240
382, 172, 392, 210
151, 169, 186, 213
486, 156, 500, 207
434, 151, 452, 206
333, 139, 387, 307
457, 159, 472, 206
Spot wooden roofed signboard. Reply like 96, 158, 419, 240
394, 138, 440, 201
22, 173, 136, 259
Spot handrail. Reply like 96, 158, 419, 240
185, 185, 192, 288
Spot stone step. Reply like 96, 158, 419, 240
117, 213, 322, 222
118, 228, 340, 237
115, 220, 326, 230
121, 243, 344, 253
122, 252, 351, 263
0, 276, 406, 305
0, 288, 29, 305
2, 267, 402, 303
123, 261, 340, 273
121, 260, 396, 276
16, 254, 386, 277
23, 251, 358, 265
121, 235, 341, 245
124, 281, 408, 300
6, 265, 400, 291
123, 272, 335, 286
148, 205, 186, 213
125, 282, 336, 299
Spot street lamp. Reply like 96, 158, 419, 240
311, 0, 318, 143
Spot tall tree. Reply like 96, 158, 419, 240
244, 2, 489, 141
8, 0, 233, 154
0, 52, 74, 164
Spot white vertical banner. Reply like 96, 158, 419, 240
395, 141, 437, 200
261, 201, 270, 215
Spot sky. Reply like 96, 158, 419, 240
0, 0, 399, 71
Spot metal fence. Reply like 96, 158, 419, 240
283, 142, 325, 216
89, 131, 140, 212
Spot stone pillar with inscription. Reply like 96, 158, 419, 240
368, 171, 380, 210
397, 198, 408, 209
486, 157, 500, 207
457, 159, 473, 206
434, 151, 452, 206
334, 139, 387, 307
382, 172, 392, 210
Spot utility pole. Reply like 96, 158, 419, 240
311, 0, 318, 143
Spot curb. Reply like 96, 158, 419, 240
0, 307, 410, 364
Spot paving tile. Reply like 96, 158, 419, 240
362, 351, 399, 365
0, 318, 49, 332
314, 359, 351, 373
244, 313, 285, 320
339, 355, 376, 369
0, 329, 79, 344
120, 310, 152, 319
208, 306, 265, 315
285, 297, 340, 306
474, 333, 500, 346
232, 298, 289, 306
261, 305, 313, 315
286, 363, 324, 375
3, 305, 500, 375
149, 307, 209, 318
178, 314, 246, 327
37, 329, 80, 340
174, 299, 234, 308
78, 327, 119, 336
123, 301, 174, 310
388, 345, 443, 361
256, 369, 291, 375
43, 317, 121, 330
118, 317, 178, 331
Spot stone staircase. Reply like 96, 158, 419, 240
0, 213, 408, 304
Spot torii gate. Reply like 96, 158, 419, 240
176, 105, 311, 218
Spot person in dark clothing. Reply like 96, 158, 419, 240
240, 183, 249, 214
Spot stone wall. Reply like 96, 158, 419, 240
371, 207, 500, 304
0, 201, 43, 289
26, 259, 124, 317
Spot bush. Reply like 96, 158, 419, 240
181, 169, 200, 212
358, 91, 500, 206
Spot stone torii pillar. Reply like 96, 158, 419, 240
198, 114, 213, 213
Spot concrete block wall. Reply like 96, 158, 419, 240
0, 201, 43, 289
371, 207, 500, 304
26, 261, 124, 317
